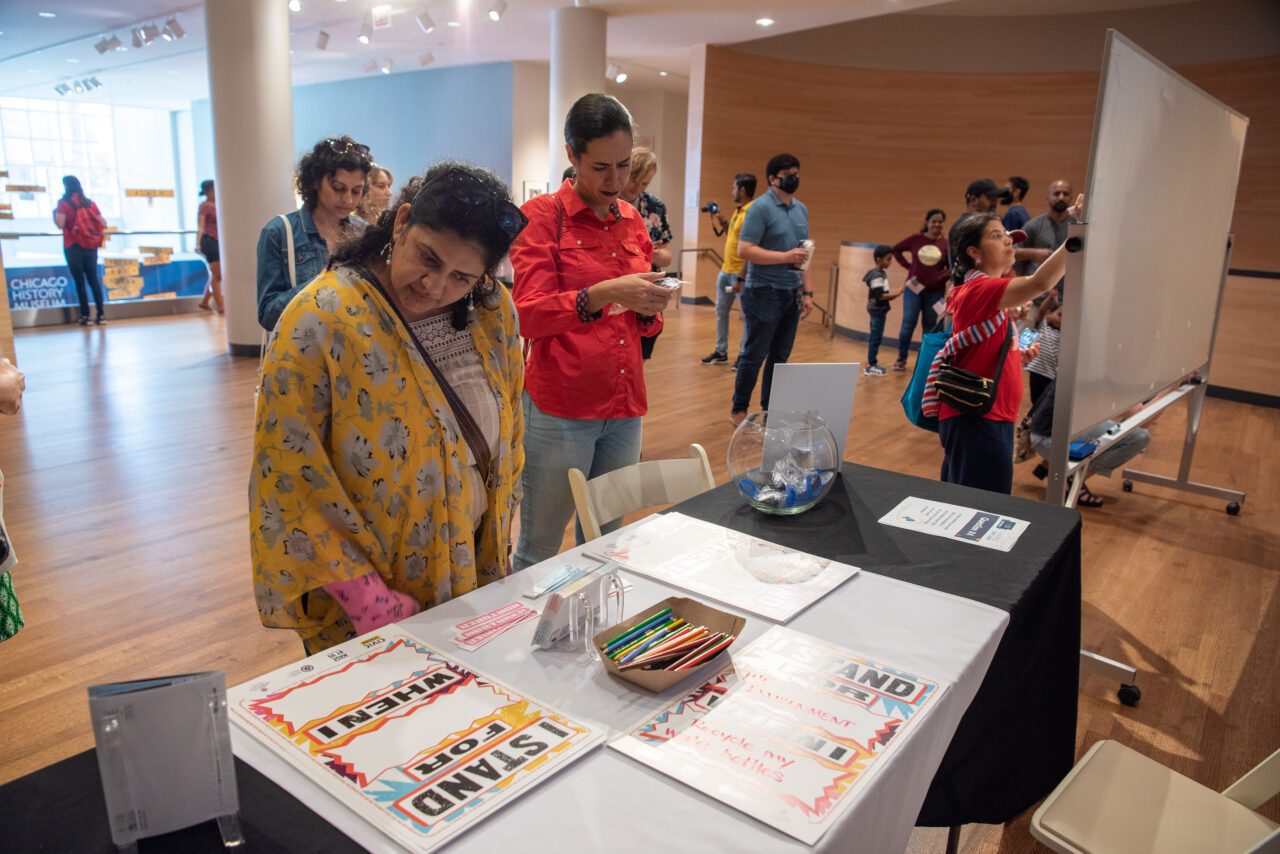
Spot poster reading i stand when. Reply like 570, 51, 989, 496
228, 629, 602, 851
610, 626, 947, 846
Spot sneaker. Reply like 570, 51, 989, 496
701, 351, 728, 365
892, 360, 907, 372
863, 364, 888, 376
94, 315, 107, 325
77, 316, 89, 326
730, 359, 739, 373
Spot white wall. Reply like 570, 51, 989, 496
511, 61, 551, 200
608, 86, 689, 272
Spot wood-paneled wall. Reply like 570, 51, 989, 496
682, 47, 1280, 395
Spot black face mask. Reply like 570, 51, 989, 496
776, 174, 800, 194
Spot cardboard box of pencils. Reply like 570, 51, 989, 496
593, 596, 745, 693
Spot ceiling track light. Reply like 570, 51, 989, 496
418, 50, 434, 66
316, 30, 330, 50
94, 37, 111, 55
416, 11, 434, 34
358, 12, 373, 44
164, 17, 185, 40
131, 28, 143, 48
142, 22, 160, 44
55, 83, 70, 95
105, 34, 122, 52
615, 72, 627, 83
605, 62, 619, 80
380, 55, 393, 74
488, 0, 507, 22
288, 0, 302, 11
363, 58, 377, 73
73, 80, 85, 93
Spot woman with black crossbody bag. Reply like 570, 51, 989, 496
922, 203, 1082, 493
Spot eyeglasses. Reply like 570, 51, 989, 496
422, 168, 527, 239
324, 137, 371, 158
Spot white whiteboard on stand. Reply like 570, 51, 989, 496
1063, 30, 1247, 436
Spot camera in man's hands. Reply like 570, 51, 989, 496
700, 201, 719, 214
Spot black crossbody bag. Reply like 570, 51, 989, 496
934, 322, 1013, 417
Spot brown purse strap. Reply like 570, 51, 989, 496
351, 262, 495, 489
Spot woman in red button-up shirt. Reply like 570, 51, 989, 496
510, 94, 675, 570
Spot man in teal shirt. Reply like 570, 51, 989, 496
731, 153, 813, 424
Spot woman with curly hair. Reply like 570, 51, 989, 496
255, 135, 372, 331
249, 162, 528, 653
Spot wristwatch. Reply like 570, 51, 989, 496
801, 290, 814, 297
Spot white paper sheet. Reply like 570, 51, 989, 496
594, 513, 859, 623
878, 496, 1029, 552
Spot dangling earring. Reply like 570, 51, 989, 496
466, 290, 475, 311
380, 240, 393, 263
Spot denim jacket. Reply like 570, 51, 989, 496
255, 206, 342, 331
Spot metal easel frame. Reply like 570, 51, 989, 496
1046, 226, 1245, 703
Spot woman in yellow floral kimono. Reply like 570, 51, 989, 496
250, 163, 528, 652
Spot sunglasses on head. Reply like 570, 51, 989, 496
324, 137, 371, 158
422, 168, 527, 239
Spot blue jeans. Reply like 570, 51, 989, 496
1031, 421, 1151, 478
897, 288, 941, 363
513, 393, 643, 570
732, 286, 800, 413
867, 312, 887, 366
713, 271, 744, 357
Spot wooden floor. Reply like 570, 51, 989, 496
0, 306, 1276, 851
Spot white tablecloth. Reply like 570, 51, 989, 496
232, 521, 1008, 853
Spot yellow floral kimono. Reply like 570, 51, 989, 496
250, 266, 524, 651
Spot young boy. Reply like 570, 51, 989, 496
863, 245, 901, 375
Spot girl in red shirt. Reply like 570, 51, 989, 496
53, 175, 107, 326
933, 203, 1080, 493
510, 94, 674, 570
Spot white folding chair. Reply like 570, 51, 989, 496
568, 444, 715, 543
1031, 739, 1280, 853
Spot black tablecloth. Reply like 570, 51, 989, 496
2, 748, 360, 853
671, 462, 1082, 826
5, 463, 1079, 847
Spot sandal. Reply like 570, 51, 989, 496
1077, 484, 1104, 508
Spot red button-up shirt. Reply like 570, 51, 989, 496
511, 179, 661, 420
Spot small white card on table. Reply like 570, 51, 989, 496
879, 496, 1029, 552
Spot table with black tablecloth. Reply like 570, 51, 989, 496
3, 462, 1079, 849
672, 462, 1082, 826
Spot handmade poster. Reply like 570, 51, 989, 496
594, 513, 858, 622
228, 629, 603, 851
611, 626, 946, 846
879, 496, 1029, 552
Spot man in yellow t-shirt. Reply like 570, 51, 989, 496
701, 173, 756, 365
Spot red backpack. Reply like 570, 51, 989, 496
68, 201, 106, 249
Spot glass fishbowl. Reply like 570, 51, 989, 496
727, 411, 839, 515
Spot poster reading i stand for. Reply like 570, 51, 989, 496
228, 629, 602, 852
611, 626, 947, 846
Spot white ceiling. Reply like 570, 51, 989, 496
0, 0, 1208, 111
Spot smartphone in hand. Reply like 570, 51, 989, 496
1018, 328, 1042, 349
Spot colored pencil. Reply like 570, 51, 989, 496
603, 608, 672, 652
619, 626, 682, 664
634, 626, 704, 659
609, 618, 683, 660
632, 628, 710, 663
672, 634, 735, 671
664, 632, 725, 671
